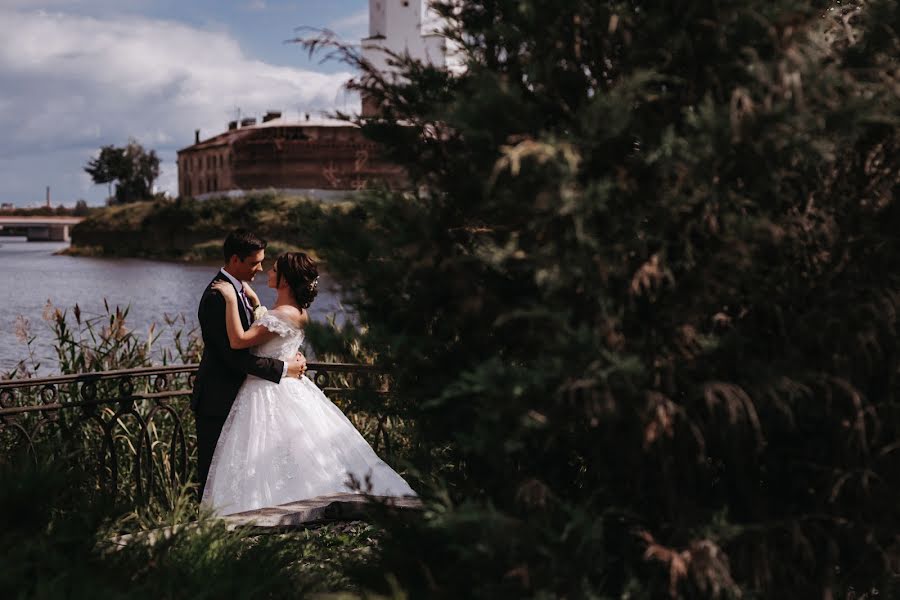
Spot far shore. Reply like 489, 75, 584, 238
64, 193, 347, 264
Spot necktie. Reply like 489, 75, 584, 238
238, 287, 251, 320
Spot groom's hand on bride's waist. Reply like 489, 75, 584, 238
286, 353, 308, 378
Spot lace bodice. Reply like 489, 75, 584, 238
250, 312, 305, 361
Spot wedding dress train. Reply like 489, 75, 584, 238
201, 312, 416, 516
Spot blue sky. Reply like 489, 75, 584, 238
0, 0, 370, 205
101, 0, 368, 73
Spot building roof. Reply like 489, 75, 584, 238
254, 115, 353, 129
178, 115, 358, 153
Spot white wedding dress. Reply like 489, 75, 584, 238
202, 312, 416, 516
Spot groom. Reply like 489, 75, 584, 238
191, 229, 308, 499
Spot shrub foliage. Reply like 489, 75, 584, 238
306, 1, 900, 597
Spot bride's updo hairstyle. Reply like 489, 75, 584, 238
276, 252, 319, 309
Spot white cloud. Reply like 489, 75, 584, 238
0, 8, 356, 203
244, 0, 267, 10
328, 8, 368, 41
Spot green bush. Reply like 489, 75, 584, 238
69, 194, 354, 261
305, 1, 900, 597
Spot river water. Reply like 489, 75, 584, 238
0, 238, 348, 374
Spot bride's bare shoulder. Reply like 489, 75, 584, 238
269, 305, 307, 329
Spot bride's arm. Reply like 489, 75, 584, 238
210, 281, 277, 350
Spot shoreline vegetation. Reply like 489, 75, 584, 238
2, 302, 393, 597
62, 193, 354, 262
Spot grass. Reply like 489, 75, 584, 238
1, 452, 390, 599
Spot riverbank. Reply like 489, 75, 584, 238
64, 193, 353, 262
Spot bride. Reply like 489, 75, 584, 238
202, 252, 416, 516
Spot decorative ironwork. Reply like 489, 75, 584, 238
0, 362, 388, 505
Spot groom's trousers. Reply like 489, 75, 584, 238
195, 413, 228, 501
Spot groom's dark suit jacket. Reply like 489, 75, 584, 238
191, 272, 284, 417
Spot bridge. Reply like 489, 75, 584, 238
0, 216, 84, 242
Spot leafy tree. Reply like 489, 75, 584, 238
84, 140, 160, 204
84, 145, 124, 200
304, 0, 900, 597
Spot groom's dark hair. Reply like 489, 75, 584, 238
223, 229, 267, 261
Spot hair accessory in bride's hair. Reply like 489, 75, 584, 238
276, 252, 319, 309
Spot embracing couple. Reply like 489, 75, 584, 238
191, 229, 415, 516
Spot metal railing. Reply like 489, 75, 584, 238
0, 362, 388, 504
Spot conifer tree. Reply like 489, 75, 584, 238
308, 1, 900, 596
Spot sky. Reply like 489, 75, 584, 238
0, 0, 370, 206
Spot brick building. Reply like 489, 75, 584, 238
177, 113, 405, 198
177, 0, 458, 199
